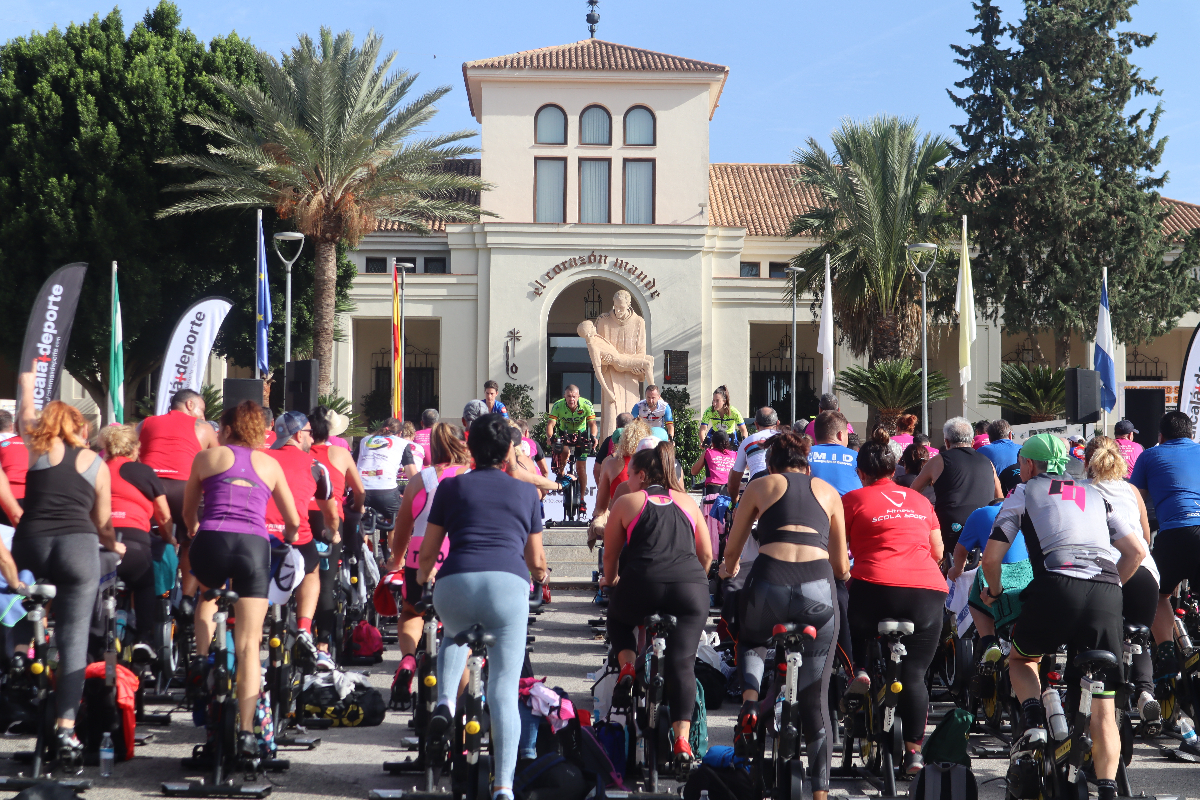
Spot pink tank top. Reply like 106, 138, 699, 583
404, 464, 468, 569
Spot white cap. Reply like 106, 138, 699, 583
636, 437, 659, 453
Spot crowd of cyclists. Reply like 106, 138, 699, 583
2, 366, 1200, 800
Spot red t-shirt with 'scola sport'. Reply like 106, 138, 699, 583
842, 478, 947, 593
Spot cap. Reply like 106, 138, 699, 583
271, 410, 308, 449
1067, 434, 1084, 443
1114, 419, 1139, 436
636, 437, 660, 453
324, 409, 349, 437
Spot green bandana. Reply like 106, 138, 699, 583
1019, 433, 1068, 474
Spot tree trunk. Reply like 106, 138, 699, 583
1053, 332, 1071, 370
878, 407, 905, 434
71, 370, 109, 427
871, 312, 904, 363
312, 239, 338, 395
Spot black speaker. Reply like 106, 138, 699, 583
1124, 388, 1166, 450
1065, 368, 1103, 425
222, 379, 264, 409
284, 360, 319, 414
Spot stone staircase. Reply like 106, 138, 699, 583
542, 527, 599, 587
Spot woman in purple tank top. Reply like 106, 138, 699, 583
182, 401, 301, 758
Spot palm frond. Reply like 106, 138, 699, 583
978, 364, 1065, 421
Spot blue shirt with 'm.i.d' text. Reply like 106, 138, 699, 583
978, 438, 1022, 475
808, 443, 862, 496
1129, 437, 1200, 532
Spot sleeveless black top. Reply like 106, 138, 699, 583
932, 446, 995, 540
16, 447, 99, 539
619, 485, 707, 584
755, 472, 831, 549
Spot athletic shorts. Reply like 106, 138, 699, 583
403, 566, 424, 606
1011, 573, 1122, 683
1152, 525, 1200, 595
364, 488, 401, 531
307, 509, 330, 545
190, 529, 271, 599
160, 478, 189, 542
295, 538, 320, 575
560, 432, 593, 460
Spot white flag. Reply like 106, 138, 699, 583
957, 215, 976, 387
816, 254, 835, 395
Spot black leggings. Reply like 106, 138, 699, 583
160, 478, 188, 541
607, 575, 708, 723
738, 556, 837, 792
12, 532, 101, 722
1122, 565, 1158, 698
116, 527, 157, 644
314, 538, 341, 646
847, 579, 945, 745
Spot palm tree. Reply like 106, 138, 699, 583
979, 363, 1065, 422
157, 28, 488, 393
786, 116, 970, 362
835, 359, 951, 433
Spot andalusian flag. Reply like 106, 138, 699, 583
391, 260, 402, 419
109, 261, 124, 423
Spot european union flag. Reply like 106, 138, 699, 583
256, 216, 272, 375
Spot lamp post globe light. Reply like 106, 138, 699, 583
906, 243, 938, 435
273, 232, 305, 363
786, 266, 805, 424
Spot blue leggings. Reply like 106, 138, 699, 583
434, 571, 530, 790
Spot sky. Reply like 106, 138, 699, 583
3, 0, 1199, 202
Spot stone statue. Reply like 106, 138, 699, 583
585, 290, 653, 440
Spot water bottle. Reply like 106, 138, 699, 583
99, 731, 114, 777
774, 692, 785, 732
1174, 617, 1194, 653
1181, 717, 1198, 750
700, 792, 710, 800
1042, 688, 1068, 741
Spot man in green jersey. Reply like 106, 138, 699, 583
546, 384, 599, 498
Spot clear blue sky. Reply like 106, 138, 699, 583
4, 0, 1199, 202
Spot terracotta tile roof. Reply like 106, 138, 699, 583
1163, 197, 1200, 240
708, 162, 1200, 241
464, 39, 727, 73
372, 159, 481, 233
708, 164, 822, 237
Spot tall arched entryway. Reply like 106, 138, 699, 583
545, 277, 645, 412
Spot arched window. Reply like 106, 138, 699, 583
535, 105, 567, 145
580, 105, 612, 145
624, 106, 656, 146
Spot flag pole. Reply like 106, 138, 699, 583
1102, 266, 1108, 435
109, 261, 116, 425
255, 209, 261, 380
962, 215, 969, 418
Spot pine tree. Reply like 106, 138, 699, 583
949, 0, 1200, 368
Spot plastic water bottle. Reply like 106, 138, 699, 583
1042, 688, 1069, 741
1181, 717, 1198, 750
699, 792, 710, 799
99, 731, 114, 777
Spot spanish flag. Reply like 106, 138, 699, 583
391, 260, 402, 419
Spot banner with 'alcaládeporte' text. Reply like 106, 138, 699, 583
18, 263, 88, 411
154, 297, 232, 415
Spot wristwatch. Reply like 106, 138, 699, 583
987, 586, 1003, 599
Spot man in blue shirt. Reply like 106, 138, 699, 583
631, 385, 675, 439
807, 410, 862, 495
1130, 411, 1200, 673
978, 419, 1022, 474
482, 380, 509, 418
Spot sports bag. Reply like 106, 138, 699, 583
513, 753, 588, 800
690, 678, 708, 758
922, 707, 974, 768
910, 762, 979, 800
694, 659, 727, 710
683, 763, 756, 800
346, 619, 383, 663
299, 671, 386, 727
78, 662, 137, 761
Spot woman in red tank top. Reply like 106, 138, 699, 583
100, 425, 172, 648
0, 436, 27, 527
592, 419, 652, 525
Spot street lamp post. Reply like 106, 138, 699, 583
906, 243, 938, 435
786, 266, 805, 424
272, 232, 305, 363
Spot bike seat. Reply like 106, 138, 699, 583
27, 584, 56, 602
645, 614, 677, 633
203, 588, 240, 604
453, 624, 497, 650
769, 623, 818, 645
1072, 649, 1118, 671
1124, 624, 1151, 640
877, 618, 915, 636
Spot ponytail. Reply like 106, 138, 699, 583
630, 441, 685, 492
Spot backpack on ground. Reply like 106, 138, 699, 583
590, 721, 627, 780
299, 670, 386, 727
922, 707, 974, 768
78, 661, 137, 761
342, 619, 383, 664
694, 658, 726, 710
683, 763, 756, 800
689, 677, 708, 758
513, 753, 588, 800
910, 762, 979, 800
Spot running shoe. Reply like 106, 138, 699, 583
846, 670, 870, 695
1138, 691, 1162, 726
981, 644, 1004, 669
130, 642, 158, 666
673, 736, 694, 772
314, 650, 336, 672
238, 730, 260, 762
734, 699, 758, 757
426, 703, 454, 760
904, 749, 924, 776
1009, 726, 1047, 763
55, 728, 84, 775
391, 654, 416, 706
294, 630, 319, 662
613, 662, 637, 705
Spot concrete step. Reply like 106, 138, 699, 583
542, 529, 590, 546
